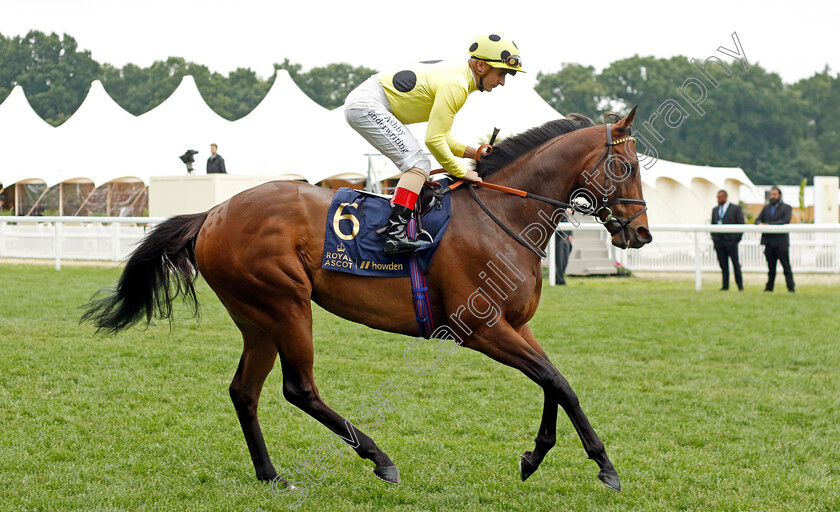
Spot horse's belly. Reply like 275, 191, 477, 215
310, 273, 421, 337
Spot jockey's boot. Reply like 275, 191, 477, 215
383, 204, 431, 255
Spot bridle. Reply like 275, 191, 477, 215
440, 123, 648, 258
589, 123, 648, 238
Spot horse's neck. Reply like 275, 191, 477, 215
482, 140, 588, 236
490, 133, 588, 199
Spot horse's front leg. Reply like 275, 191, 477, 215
464, 323, 619, 491
517, 324, 619, 490
519, 388, 558, 482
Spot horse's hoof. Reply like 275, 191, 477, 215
598, 468, 621, 492
257, 471, 280, 483
519, 451, 540, 481
373, 465, 401, 485
265, 474, 299, 497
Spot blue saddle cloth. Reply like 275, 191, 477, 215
321, 187, 452, 277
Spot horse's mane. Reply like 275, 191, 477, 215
475, 113, 596, 177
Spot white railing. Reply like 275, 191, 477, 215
3, 217, 840, 288
548, 223, 840, 290
0, 216, 166, 270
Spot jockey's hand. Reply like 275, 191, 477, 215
462, 170, 483, 183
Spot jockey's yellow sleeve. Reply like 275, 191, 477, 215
378, 61, 478, 177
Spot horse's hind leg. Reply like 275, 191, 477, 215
275, 300, 401, 484
229, 327, 281, 481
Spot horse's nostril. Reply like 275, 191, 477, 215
636, 226, 652, 243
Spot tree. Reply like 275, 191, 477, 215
0, 30, 101, 125
197, 67, 271, 120
103, 57, 375, 118
0, 33, 9, 103
534, 63, 604, 120
103, 58, 272, 120
591, 55, 810, 184
102, 57, 207, 116
278, 62, 376, 110
3, 28, 838, 184
792, 68, 840, 179
273, 58, 303, 79
655, 61, 809, 184
598, 55, 700, 112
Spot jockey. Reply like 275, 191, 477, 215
344, 33, 525, 255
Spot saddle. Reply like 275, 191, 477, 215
373, 175, 455, 237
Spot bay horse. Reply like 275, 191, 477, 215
82, 107, 651, 492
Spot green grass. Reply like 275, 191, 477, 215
1, 264, 838, 511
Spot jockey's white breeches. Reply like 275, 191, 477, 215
344, 77, 431, 174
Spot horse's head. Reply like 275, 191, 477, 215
573, 106, 652, 249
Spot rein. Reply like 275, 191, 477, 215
432, 123, 647, 258
436, 179, 574, 259
467, 184, 553, 258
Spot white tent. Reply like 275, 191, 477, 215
325, 106, 384, 182
639, 159, 754, 224
0, 72, 757, 224
134, 75, 234, 180
226, 70, 370, 183
451, 78, 566, 144
52, 80, 140, 186
0, 86, 57, 187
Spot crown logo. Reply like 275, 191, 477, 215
337, 243, 345, 252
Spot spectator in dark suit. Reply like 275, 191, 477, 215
711, 190, 744, 291
755, 186, 795, 292
207, 143, 227, 174
554, 231, 573, 285
554, 208, 575, 285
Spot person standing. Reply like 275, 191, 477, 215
554, 208, 575, 285
207, 143, 227, 174
554, 231, 573, 285
711, 190, 744, 291
755, 186, 795, 292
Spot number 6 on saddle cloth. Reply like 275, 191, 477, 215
321, 186, 451, 277
321, 185, 453, 337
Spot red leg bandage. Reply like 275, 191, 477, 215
392, 187, 419, 209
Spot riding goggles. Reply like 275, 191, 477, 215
472, 54, 523, 73
484, 55, 522, 68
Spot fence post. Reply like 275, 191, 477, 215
694, 230, 702, 291
111, 222, 121, 261
548, 231, 556, 286
54, 221, 62, 271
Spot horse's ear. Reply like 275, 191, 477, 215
616, 105, 638, 130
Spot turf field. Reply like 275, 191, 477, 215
1, 263, 838, 511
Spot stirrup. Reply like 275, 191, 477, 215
384, 237, 431, 255
415, 228, 434, 244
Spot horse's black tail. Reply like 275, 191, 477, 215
81, 212, 209, 335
